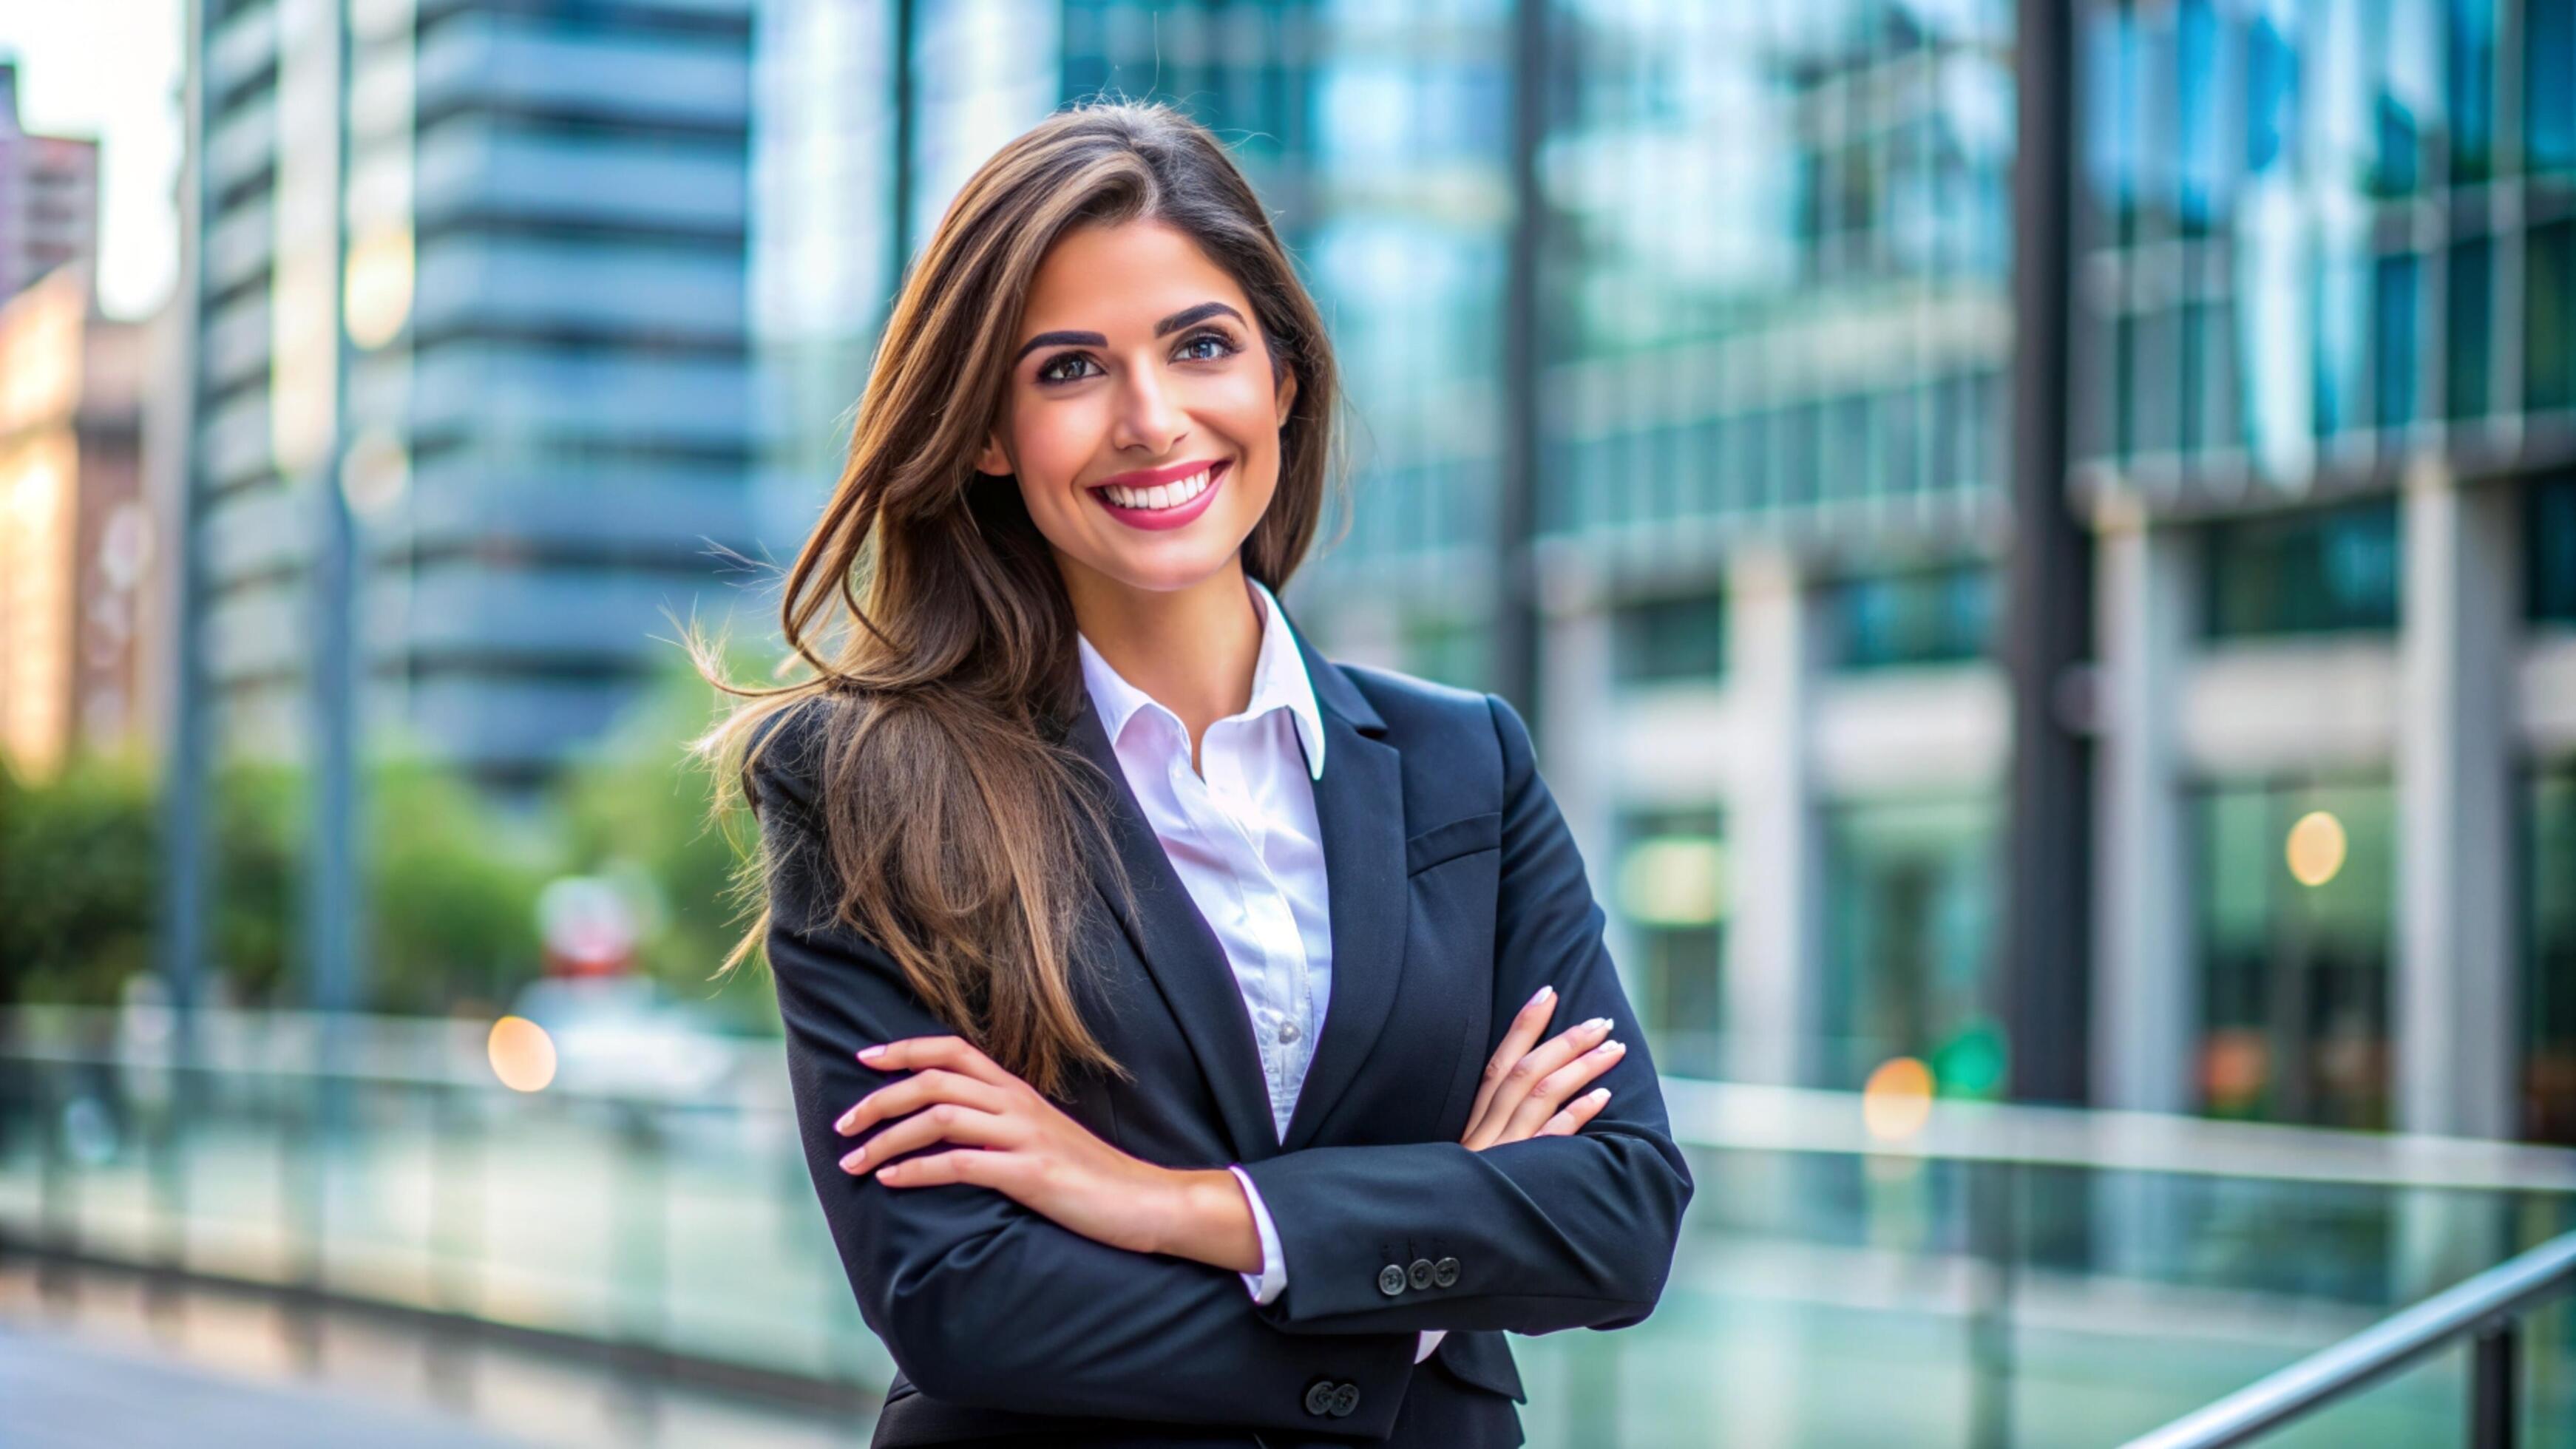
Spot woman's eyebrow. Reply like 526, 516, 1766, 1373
1012, 302, 1247, 364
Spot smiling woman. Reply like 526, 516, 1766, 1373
683, 100, 1688, 1449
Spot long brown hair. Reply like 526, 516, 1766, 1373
688, 101, 1346, 1100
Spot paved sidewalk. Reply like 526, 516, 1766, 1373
0, 1324, 526, 1449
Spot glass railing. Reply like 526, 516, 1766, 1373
5, 1007, 2575, 1447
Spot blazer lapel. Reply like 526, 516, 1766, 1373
1277, 611, 1408, 1153
1062, 699, 1281, 1161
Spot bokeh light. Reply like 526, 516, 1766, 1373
2285, 810, 2348, 888
487, 1016, 557, 1093
1862, 1056, 1936, 1141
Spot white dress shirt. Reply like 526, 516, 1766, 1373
1077, 576, 1445, 1365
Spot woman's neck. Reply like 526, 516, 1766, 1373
1064, 558, 1264, 768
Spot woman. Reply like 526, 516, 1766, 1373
702, 101, 1692, 1448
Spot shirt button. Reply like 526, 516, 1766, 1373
1277, 1019, 1301, 1044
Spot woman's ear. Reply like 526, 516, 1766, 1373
973, 431, 1011, 477
1273, 365, 1299, 430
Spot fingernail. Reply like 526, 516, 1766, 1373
1587, 1017, 1613, 1032
1590, 1087, 1611, 1103
1601, 1039, 1625, 1055
839, 1147, 867, 1172
858, 1043, 887, 1061
1528, 986, 1553, 1008
834, 1110, 858, 1135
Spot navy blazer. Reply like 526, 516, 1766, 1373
750, 613, 1694, 1448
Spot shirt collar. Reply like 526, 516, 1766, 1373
1074, 576, 1327, 781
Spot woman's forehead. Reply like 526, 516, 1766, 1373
1023, 220, 1247, 331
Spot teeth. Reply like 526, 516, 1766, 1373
1102, 467, 1213, 510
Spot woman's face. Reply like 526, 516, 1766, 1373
976, 218, 1298, 598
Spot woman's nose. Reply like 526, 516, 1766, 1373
1112, 367, 1186, 454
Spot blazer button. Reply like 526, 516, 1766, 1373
1304, 1379, 1338, 1416
1408, 1258, 1435, 1291
1377, 1263, 1408, 1297
1329, 1382, 1361, 1417
1433, 1256, 1460, 1288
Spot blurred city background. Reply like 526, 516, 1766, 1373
1, 0, 2573, 1445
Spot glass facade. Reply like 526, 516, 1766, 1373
1536, 1, 2015, 557
2076, 0, 2576, 493
2532, 768, 2576, 1141
2204, 497, 2400, 637
1613, 591, 1726, 683
2538, 469, 2576, 622
1820, 797, 2002, 1096
1615, 807, 1726, 1079
1828, 564, 1996, 668
2198, 779, 2396, 1129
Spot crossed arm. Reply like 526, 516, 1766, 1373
749, 692, 1692, 1431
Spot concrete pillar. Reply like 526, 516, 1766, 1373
1540, 605, 1627, 989
2396, 462, 2521, 1296
1723, 549, 1825, 1087
2091, 512, 2199, 1115
2396, 461, 2518, 1142
2088, 509, 2201, 1283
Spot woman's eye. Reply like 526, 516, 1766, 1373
1035, 330, 1238, 386
1037, 354, 1098, 384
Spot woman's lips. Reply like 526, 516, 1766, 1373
1090, 459, 1228, 532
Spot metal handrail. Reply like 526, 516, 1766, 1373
2121, 1228, 2576, 1449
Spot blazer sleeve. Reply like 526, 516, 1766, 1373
1230, 691, 1696, 1337
747, 706, 1422, 1434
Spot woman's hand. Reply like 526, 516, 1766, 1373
1459, 985, 1624, 1151
833, 1034, 1178, 1257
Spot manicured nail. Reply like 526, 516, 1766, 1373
1585, 1017, 1613, 1033
839, 1147, 867, 1173
858, 1043, 887, 1061
1528, 985, 1553, 1008
1601, 1039, 1625, 1055
1587, 1087, 1611, 1104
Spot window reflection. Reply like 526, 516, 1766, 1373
2198, 781, 2395, 1130
2205, 498, 2401, 637
2527, 221, 2575, 414
2526, 769, 2576, 1141
1823, 798, 2002, 1099
2528, 0, 2576, 173
1618, 808, 1728, 1082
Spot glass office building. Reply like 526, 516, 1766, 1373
188, 0, 760, 789
2076, 0, 2576, 1144
753, 0, 2573, 1141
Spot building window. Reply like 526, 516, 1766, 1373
2205, 499, 2401, 638
2526, 221, 2575, 414
1613, 591, 1726, 684
1830, 566, 1996, 670
2528, 0, 2576, 173
2529, 767, 2576, 1143
1616, 809, 1726, 1080
2450, 0, 2498, 183
1821, 797, 2004, 1098
2447, 235, 2494, 421
2372, 253, 2419, 429
2534, 472, 2576, 623
2197, 780, 2394, 1129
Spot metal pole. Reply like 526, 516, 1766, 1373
2002, 0, 2091, 1106
889, 0, 918, 305
1495, 0, 1545, 732
2470, 1320, 2518, 1449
